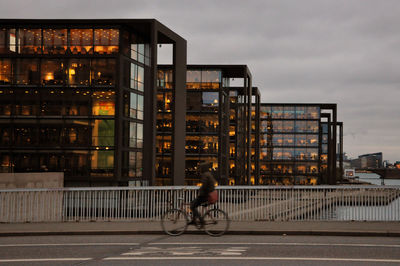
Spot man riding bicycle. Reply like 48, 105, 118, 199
189, 162, 216, 226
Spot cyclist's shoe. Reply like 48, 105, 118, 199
197, 218, 205, 229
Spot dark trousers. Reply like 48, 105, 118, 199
190, 195, 208, 221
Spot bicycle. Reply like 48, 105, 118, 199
161, 196, 230, 237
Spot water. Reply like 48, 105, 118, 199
357, 172, 400, 186
317, 173, 400, 221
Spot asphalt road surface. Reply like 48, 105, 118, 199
1, 234, 400, 265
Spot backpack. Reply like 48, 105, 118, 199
208, 190, 218, 204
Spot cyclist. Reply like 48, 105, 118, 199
189, 162, 216, 226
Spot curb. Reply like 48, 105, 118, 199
1, 230, 399, 237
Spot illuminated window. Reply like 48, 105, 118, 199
94, 29, 119, 54
0, 59, 11, 84
15, 59, 39, 85
43, 29, 67, 54
70, 29, 93, 54
18, 29, 42, 54
92, 91, 115, 116
41, 59, 65, 85
91, 59, 115, 86
92, 119, 114, 146
69, 59, 90, 85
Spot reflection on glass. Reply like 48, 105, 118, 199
43, 29, 67, 54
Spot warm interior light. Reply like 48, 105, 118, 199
45, 72, 54, 80
70, 69, 76, 75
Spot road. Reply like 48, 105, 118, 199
1, 234, 400, 265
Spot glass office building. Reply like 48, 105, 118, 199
256, 104, 341, 185
157, 65, 252, 185
0, 19, 187, 186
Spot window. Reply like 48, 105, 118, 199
260, 106, 271, 119
91, 59, 115, 85
15, 59, 39, 85
127, 121, 143, 148
94, 29, 119, 54
295, 121, 307, 133
18, 29, 42, 54
41, 59, 65, 85
271, 106, 284, 118
284, 106, 295, 119
68, 59, 90, 85
130, 63, 144, 91
128, 92, 143, 119
91, 151, 114, 175
157, 91, 172, 112
92, 90, 115, 116
92, 119, 114, 146
307, 121, 319, 133
202, 92, 218, 107
307, 148, 318, 160
43, 29, 67, 54
70, 29, 93, 54
272, 121, 283, 132
296, 134, 307, 146
0, 29, 6, 53
157, 69, 173, 88
130, 33, 150, 65
0, 59, 11, 84
307, 106, 320, 119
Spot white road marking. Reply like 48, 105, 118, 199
0, 258, 92, 262
0, 243, 139, 247
103, 256, 400, 262
150, 242, 400, 248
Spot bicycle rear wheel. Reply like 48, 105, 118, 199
203, 209, 230, 236
161, 209, 188, 236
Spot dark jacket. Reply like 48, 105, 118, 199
198, 163, 216, 197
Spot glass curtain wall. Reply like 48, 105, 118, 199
121, 30, 149, 185
259, 105, 321, 185
156, 69, 173, 185
0, 26, 122, 185
185, 69, 222, 185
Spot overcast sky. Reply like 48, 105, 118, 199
1, 0, 399, 162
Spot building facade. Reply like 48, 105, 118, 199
0, 19, 187, 186
255, 103, 341, 185
156, 65, 253, 186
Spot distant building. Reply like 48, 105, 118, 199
351, 152, 383, 169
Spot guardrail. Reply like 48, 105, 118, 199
1, 186, 399, 223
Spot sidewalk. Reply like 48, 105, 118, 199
1, 221, 399, 237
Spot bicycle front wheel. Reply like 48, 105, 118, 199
203, 209, 230, 237
161, 209, 188, 236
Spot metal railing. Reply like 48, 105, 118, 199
1, 186, 399, 223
